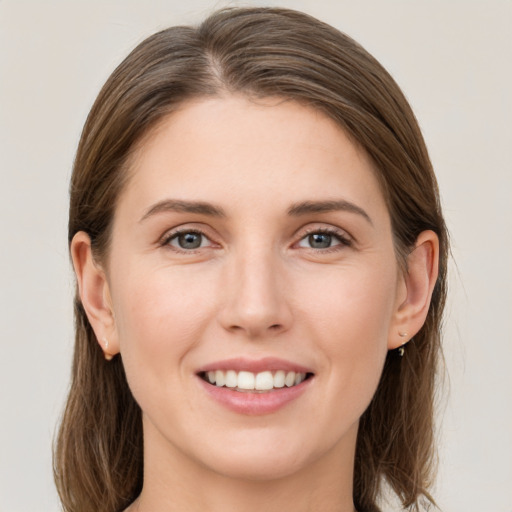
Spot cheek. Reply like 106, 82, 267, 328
297, 263, 396, 409
298, 261, 397, 346
111, 267, 215, 394
116, 260, 213, 333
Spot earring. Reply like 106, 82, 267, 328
397, 332, 408, 357
103, 337, 114, 361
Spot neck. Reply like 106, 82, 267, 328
128, 417, 358, 512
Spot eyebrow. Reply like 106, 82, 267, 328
139, 199, 226, 222
139, 198, 372, 225
287, 200, 373, 225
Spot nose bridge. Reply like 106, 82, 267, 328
220, 241, 291, 337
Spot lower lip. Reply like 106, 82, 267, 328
197, 376, 312, 415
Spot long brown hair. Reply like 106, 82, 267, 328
54, 7, 448, 512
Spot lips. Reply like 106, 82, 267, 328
196, 357, 314, 415
197, 356, 313, 374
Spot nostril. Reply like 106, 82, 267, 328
228, 323, 283, 334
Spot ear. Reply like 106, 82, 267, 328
388, 230, 440, 350
70, 231, 119, 359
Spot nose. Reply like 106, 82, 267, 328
218, 247, 293, 339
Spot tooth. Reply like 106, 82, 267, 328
237, 371, 255, 390
215, 370, 225, 387
206, 369, 308, 390
255, 371, 274, 390
225, 370, 238, 388
273, 370, 285, 388
285, 371, 296, 387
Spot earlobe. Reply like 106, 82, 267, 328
388, 230, 439, 350
70, 231, 119, 359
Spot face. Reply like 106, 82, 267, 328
104, 95, 406, 481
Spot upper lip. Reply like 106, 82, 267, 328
197, 357, 314, 374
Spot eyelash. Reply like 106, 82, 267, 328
297, 227, 353, 252
159, 227, 352, 253
160, 228, 213, 253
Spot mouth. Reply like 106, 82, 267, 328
196, 357, 315, 414
198, 369, 314, 393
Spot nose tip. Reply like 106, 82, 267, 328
218, 254, 292, 339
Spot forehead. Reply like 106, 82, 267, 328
120, 95, 388, 222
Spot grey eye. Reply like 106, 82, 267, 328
307, 233, 334, 249
297, 231, 346, 250
170, 232, 206, 250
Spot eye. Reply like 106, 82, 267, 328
297, 230, 351, 250
166, 230, 211, 250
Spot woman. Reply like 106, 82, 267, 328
54, 7, 448, 512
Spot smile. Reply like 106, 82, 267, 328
196, 357, 314, 414
200, 370, 310, 392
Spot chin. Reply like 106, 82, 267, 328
205, 447, 311, 482
187, 424, 344, 483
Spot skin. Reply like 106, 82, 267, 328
72, 95, 439, 512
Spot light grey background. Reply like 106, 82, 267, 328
1, 1, 511, 511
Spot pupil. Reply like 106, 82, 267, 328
309, 233, 331, 248
179, 232, 201, 249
